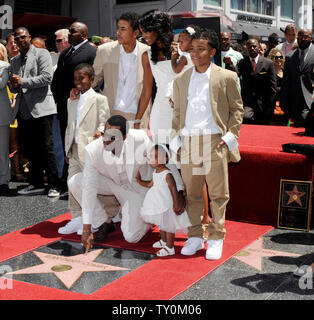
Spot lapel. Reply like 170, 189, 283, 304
301, 45, 314, 71
123, 137, 133, 183
111, 42, 120, 99
79, 89, 96, 125
71, 41, 87, 60
102, 149, 121, 184
180, 68, 193, 129
209, 64, 221, 122
255, 55, 264, 73
23, 45, 36, 77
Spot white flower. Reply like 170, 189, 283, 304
185, 27, 196, 36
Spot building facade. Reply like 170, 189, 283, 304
1, 0, 312, 42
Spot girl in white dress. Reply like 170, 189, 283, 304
137, 144, 191, 257
171, 26, 197, 74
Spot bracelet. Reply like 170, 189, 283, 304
133, 119, 141, 124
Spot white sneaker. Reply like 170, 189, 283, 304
18, 185, 45, 196
48, 188, 60, 198
181, 237, 204, 256
206, 239, 223, 260
58, 216, 83, 235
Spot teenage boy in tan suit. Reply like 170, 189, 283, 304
58, 63, 110, 235
92, 12, 150, 128
171, 28, 243, 260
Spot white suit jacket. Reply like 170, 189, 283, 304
65, 88, 110, 164
81, 129, 184, 225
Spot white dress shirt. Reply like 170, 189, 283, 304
73, 39, 88, 52
75, 88, 93, 143
170, 64, 238, 153
114, 43, 138, 114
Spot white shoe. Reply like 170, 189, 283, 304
152, 239, 166, 248
58, 216, 83, 235
157, 246, 175, 257
206, 239, 223, 260
18, 185, 45, 196
48, 188, 60, 198
181, 237, 204, 256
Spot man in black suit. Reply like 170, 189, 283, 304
281, 29, 314, 136
51, 22, 97, 188
238, 38, 277, 125
51, 22, 97, 151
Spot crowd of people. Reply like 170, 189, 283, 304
0, 10, 313, 260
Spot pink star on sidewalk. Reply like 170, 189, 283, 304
234, 238, 301, 272
7, 249, 129, 289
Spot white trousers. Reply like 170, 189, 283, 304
68, 172, 151, 243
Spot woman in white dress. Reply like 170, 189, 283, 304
138, 11, 175, 145
137, 145, 191, 257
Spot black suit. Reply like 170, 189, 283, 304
281, 45, 314, 133
238, 55, 277, 125
51, 41, 97, 146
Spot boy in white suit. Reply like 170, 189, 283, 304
58, 63, 110, 235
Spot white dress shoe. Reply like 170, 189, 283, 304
206, 239, 223, 260
58, 216, 83, 235
181, 237, 204, 256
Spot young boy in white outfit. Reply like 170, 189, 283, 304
59, 63, 110, 235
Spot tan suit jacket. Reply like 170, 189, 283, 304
92, 40, 149, 113
172, 63, 244, 163
65, 88, 110, 164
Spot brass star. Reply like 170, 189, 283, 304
285, 185, 306, 206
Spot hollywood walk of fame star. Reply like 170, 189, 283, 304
7, 249, 130, 289
234, 238, 301, 272
285, 185, 306, 206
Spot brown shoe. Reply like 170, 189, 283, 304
94, 221, 115, 242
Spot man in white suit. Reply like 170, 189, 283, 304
67, 115, 185, 251
58, 63, 110, 235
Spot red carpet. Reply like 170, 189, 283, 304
0, 213, 272, 300
228, 125, 314, 225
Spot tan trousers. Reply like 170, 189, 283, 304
180, 134, 229, 240
68, 144, 119, 221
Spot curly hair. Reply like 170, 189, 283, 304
139, 11, 173, 64
191, 28, 220, 50
268, 48, 285, 69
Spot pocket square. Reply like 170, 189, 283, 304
259, 72, 267, 74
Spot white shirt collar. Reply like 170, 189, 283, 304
300, 43, 312, 55
192, 63, 212, 79
79, 87, 93, 100
73, 39, 88, 51
250, 54, 260, 64
120, 41, 138, 56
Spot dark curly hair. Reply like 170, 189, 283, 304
118, 12, 140, 31
191, 28, 220, 50
139, 11, 173, 64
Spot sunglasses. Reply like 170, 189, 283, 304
102, 132, 116, 142
274, 56, 284, 60
55, 39, 63, 43
14, 35, 28, 41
